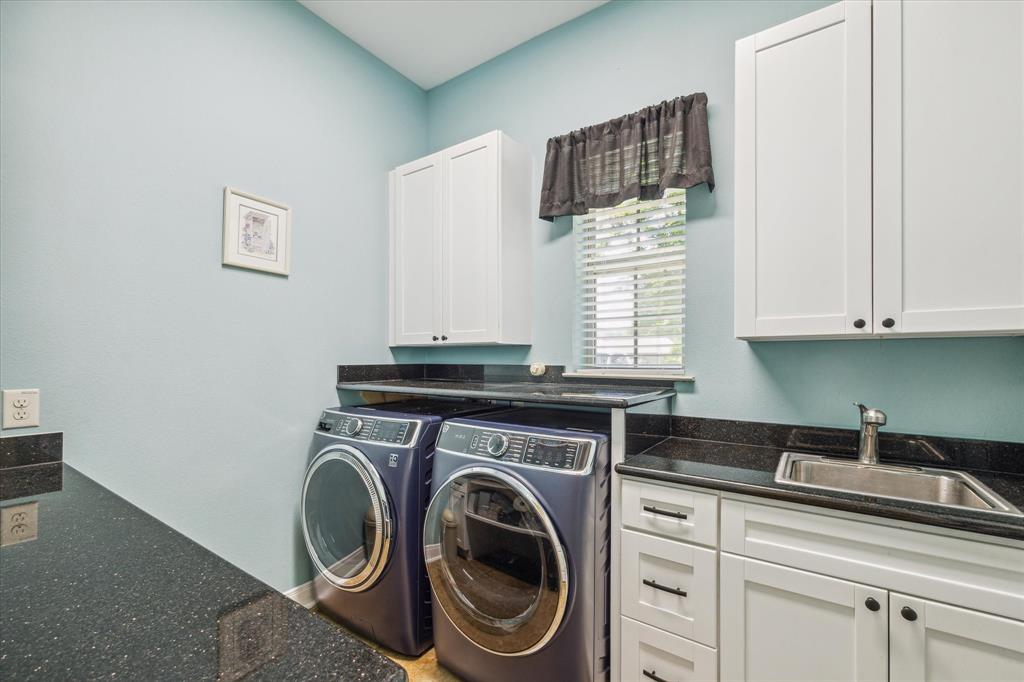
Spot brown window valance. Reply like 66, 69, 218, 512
539, 93, 715, 221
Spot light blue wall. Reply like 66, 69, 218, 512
0, 0, 425, 590
424, 0, 1024, 442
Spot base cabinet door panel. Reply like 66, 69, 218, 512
889, 593, 1024, 682
720, 554, 888, 682
621, 616, 717, 682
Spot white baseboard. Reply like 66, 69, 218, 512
283, 579, 316, 610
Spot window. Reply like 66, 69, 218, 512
574, 189, 686, 374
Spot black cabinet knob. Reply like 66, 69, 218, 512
853, 319, 866, 329
432, 336, 439, 341
882, 318, 895, 328
901, 606, 918, 621
865, 597, 880, 612
441, 335, 448, 341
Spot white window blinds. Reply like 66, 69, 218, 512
574, 189, 686, 372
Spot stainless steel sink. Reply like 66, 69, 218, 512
775, 452, 1022, 516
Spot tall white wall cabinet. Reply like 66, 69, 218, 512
388, 130, 532, 346
735, 0, 1024, 340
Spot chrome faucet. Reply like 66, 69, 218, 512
854, 403, 887, 465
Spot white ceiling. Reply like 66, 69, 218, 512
299, 0, 608, 90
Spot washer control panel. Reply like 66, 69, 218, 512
316, 411, 413, 446
439, 423, 593, 472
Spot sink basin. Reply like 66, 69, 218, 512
775, 452, 1022, 516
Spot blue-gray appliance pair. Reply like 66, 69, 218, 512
301, 399, 499, 656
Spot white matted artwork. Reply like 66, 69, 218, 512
222, 187, 291, 276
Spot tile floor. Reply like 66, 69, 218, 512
315, 609, 460, 681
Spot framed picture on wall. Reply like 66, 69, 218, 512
222, 187, 291, 276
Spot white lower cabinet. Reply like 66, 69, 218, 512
719, 554, 888, 682
889, 594, 1024, 682
621, 529, 717, 646
621, 616, 717, 682
615, 478, 1024, 682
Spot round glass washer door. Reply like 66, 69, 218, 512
301, 445, 392, 592
423, 466, 569, 656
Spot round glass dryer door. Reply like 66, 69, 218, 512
302, 446, 392, 592
423, 467, 569, 656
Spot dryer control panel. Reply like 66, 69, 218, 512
437, 423, 595, 473
316, 411, 415, 446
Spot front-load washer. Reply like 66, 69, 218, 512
423, 408, 611, 682
301, 399, 499, 656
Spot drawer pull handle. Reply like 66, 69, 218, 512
642, 505, 688, 520
643, 578, 687, 598
643, 669, 671, 682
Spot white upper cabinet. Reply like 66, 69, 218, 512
735, 0, 1024, 340
873, 0, 1024, 336
390, 153, 443, 346
388, 131, 532, 347
735, 1, 873, 339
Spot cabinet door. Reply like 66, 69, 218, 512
890, 593, 1024, 682
441, 131, 500, 344
873, 1, 1024, 335
735, 1, 873, 339
390, 153, 443, 345
720, 554, 887, 682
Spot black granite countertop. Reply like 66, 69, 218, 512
0, 466, 406, 681
618, 437, 1024, 541
337, 378, 676, 408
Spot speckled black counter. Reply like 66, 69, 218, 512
618, 437, 1024, 541
0, 466, 406, 681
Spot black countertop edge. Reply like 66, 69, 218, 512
617, 439, 1024, 542
336, 378, 676, 408
338, 363, 679, 388
0, 465, 407, 682
1, 432, 63, 468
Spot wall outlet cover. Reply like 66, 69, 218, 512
2, 389, 40, 429
1, 502, 38, 546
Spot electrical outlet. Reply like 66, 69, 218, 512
2, 389, 40, 429
1, 502, 38, 546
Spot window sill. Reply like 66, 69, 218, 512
562, 371, 695, 382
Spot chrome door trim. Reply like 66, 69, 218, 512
301, 444, 393, 592
423, 465, 570, 657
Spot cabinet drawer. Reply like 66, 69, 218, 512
621, 616, 717, 682
722, 498, 1024, 621
622, 478, 718, 547
621, 529, 717, 646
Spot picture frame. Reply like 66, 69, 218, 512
222, 187, 291, 276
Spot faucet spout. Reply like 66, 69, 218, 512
853, 403, 887, 465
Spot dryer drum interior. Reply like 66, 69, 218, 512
302, 446, 392, 592
423, 467, 569, 656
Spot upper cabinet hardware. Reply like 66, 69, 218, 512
642, 505, 688, 520
643, 578, 687, 598
882, 318, 895, 328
